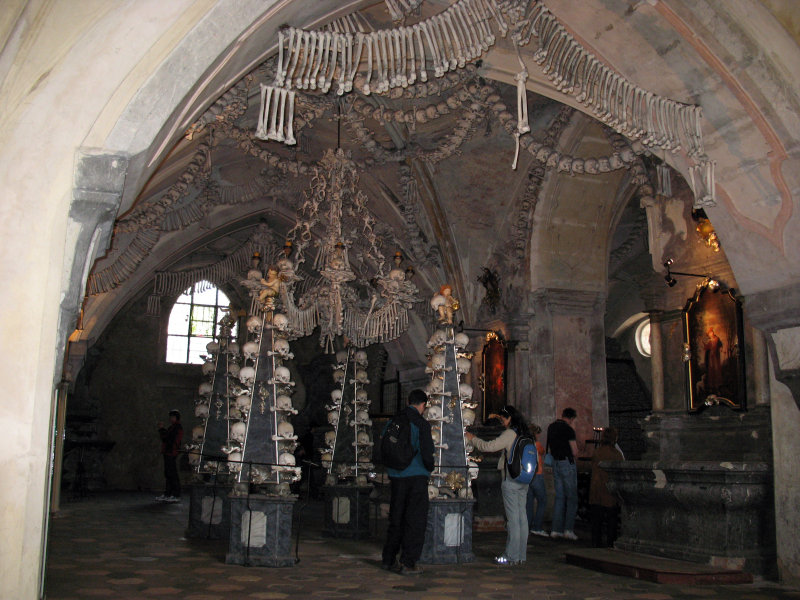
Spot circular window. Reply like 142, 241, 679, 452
635, 319, 651, 357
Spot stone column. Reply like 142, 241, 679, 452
531, 289, 606, 452
506, 316, 532, 417
649, 311, 665, 411
752, 327, 771, 406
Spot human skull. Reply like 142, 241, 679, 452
355, 369, 369, 384
273, 338, 290, 357
206, 341, 220, 354
227, 451, 242, 473
354, 350, 368, 365
330, 389, 342, 404
356, 430, 370, 445
425, 379, 443, 397
226, 342, 240, 355
276, 394, 293, 411
324, 430, 336, 447
428, 329, 447, 347
235, 392, 251, 411
238, 366, 256, 386
431, 428, 441, 445
462, 408, 476, 427
430, 293, 445, 310
272, 313, 289, 331
389, 267, 405, 282
194, 403, 209, 419
459, 383, 473, 400
431, 352, 446, 371
279, 452, 296, 466
274, 366, 291, 383
456, 356, 472, 375
246, 315, 263, 334
198, 382, 213, 397
320, 451, 332, 467
192, 426, 205, 442
231, 421, 247, 443
328, 411, 339, 426
355, 409, 369, 423
425, 405, 442, 421
356, 389, 368, 403
454, 332, 469, 349
227, 362, 241, 378
468, 460, 479, 480
428, 485, 439, 500
242, 341, 259, 361
202, 361, 216, 376
335, 350, 349, 365
332, 368, 345, 384
277, 421, 294, 437
187, 451, 202, 466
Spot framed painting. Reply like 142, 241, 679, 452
481, 332, 507, 422
682, 283, 746, 412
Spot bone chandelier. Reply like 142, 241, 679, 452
260, 148, 420, 351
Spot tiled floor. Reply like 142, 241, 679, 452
45, 492, 800, 599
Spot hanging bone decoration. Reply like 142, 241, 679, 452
385, 0, 424, 23
277, 148, 420, 351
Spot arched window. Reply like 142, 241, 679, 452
166, 281, 236, 364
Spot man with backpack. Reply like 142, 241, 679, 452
380, 389, 434, 575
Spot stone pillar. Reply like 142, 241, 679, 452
649, 311, 665, 411
531, 289, 607, 452
226, 494, 296, 567
506, 316, 532, 417
752, 327, 771, 406
420, 497, 476, 563
322, 484, 372, 539
186, 482, 232, 539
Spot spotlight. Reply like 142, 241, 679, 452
707, 278, 720, 291
664, 258, 674, 268
665, 275, 677, 287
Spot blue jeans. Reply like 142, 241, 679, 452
501, 478, 529, 562
526, 474, 547, 531
551, 460, 578, 534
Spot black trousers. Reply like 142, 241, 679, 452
163, 454, 180, 497
590, 504, 618, 548
382, 476, 429, 568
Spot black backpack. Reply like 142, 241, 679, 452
380, 411, 414, 470
506, 434, 537, 484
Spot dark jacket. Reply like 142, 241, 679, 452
159, 423, 183, 456
387, 405, 435, 478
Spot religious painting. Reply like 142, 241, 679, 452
481, 333, 506, 421
682, 283, 746, 412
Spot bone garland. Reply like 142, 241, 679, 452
385, 0, 424, 23
255, 85, 298, 145
86, 230, 161, 294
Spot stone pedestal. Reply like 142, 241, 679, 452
420, 497, 475, 564
186, 483, 232, 539
322, 484, 372, 539
606, 460, 776, 578
226, 494, 296, 567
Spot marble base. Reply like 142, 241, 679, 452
226, 494, 296, 567
185, 483, 231, 539
420, 497, 475, 564
322, 484, 372, 539
606, 461, 776, 578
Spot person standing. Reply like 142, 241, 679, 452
527, 423, 548, 537
157, 409, 183, 502
546, 407, 579, 540
589, 427, 624, 547
381, 389, 434, 575
466, 406, 531, 565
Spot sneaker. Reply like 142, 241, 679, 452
399, 564, 423, 575
531, 529, 549, 537
155, 495, 168, 502
550, 531, 563, 538
494, 556, 518, 566
563, 531, 578, 541
165, 496, 181, 503
381, 561, 399, 572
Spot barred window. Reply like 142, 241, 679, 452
166, 281, 235, 364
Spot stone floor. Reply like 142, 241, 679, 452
45, 492, 800, 600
